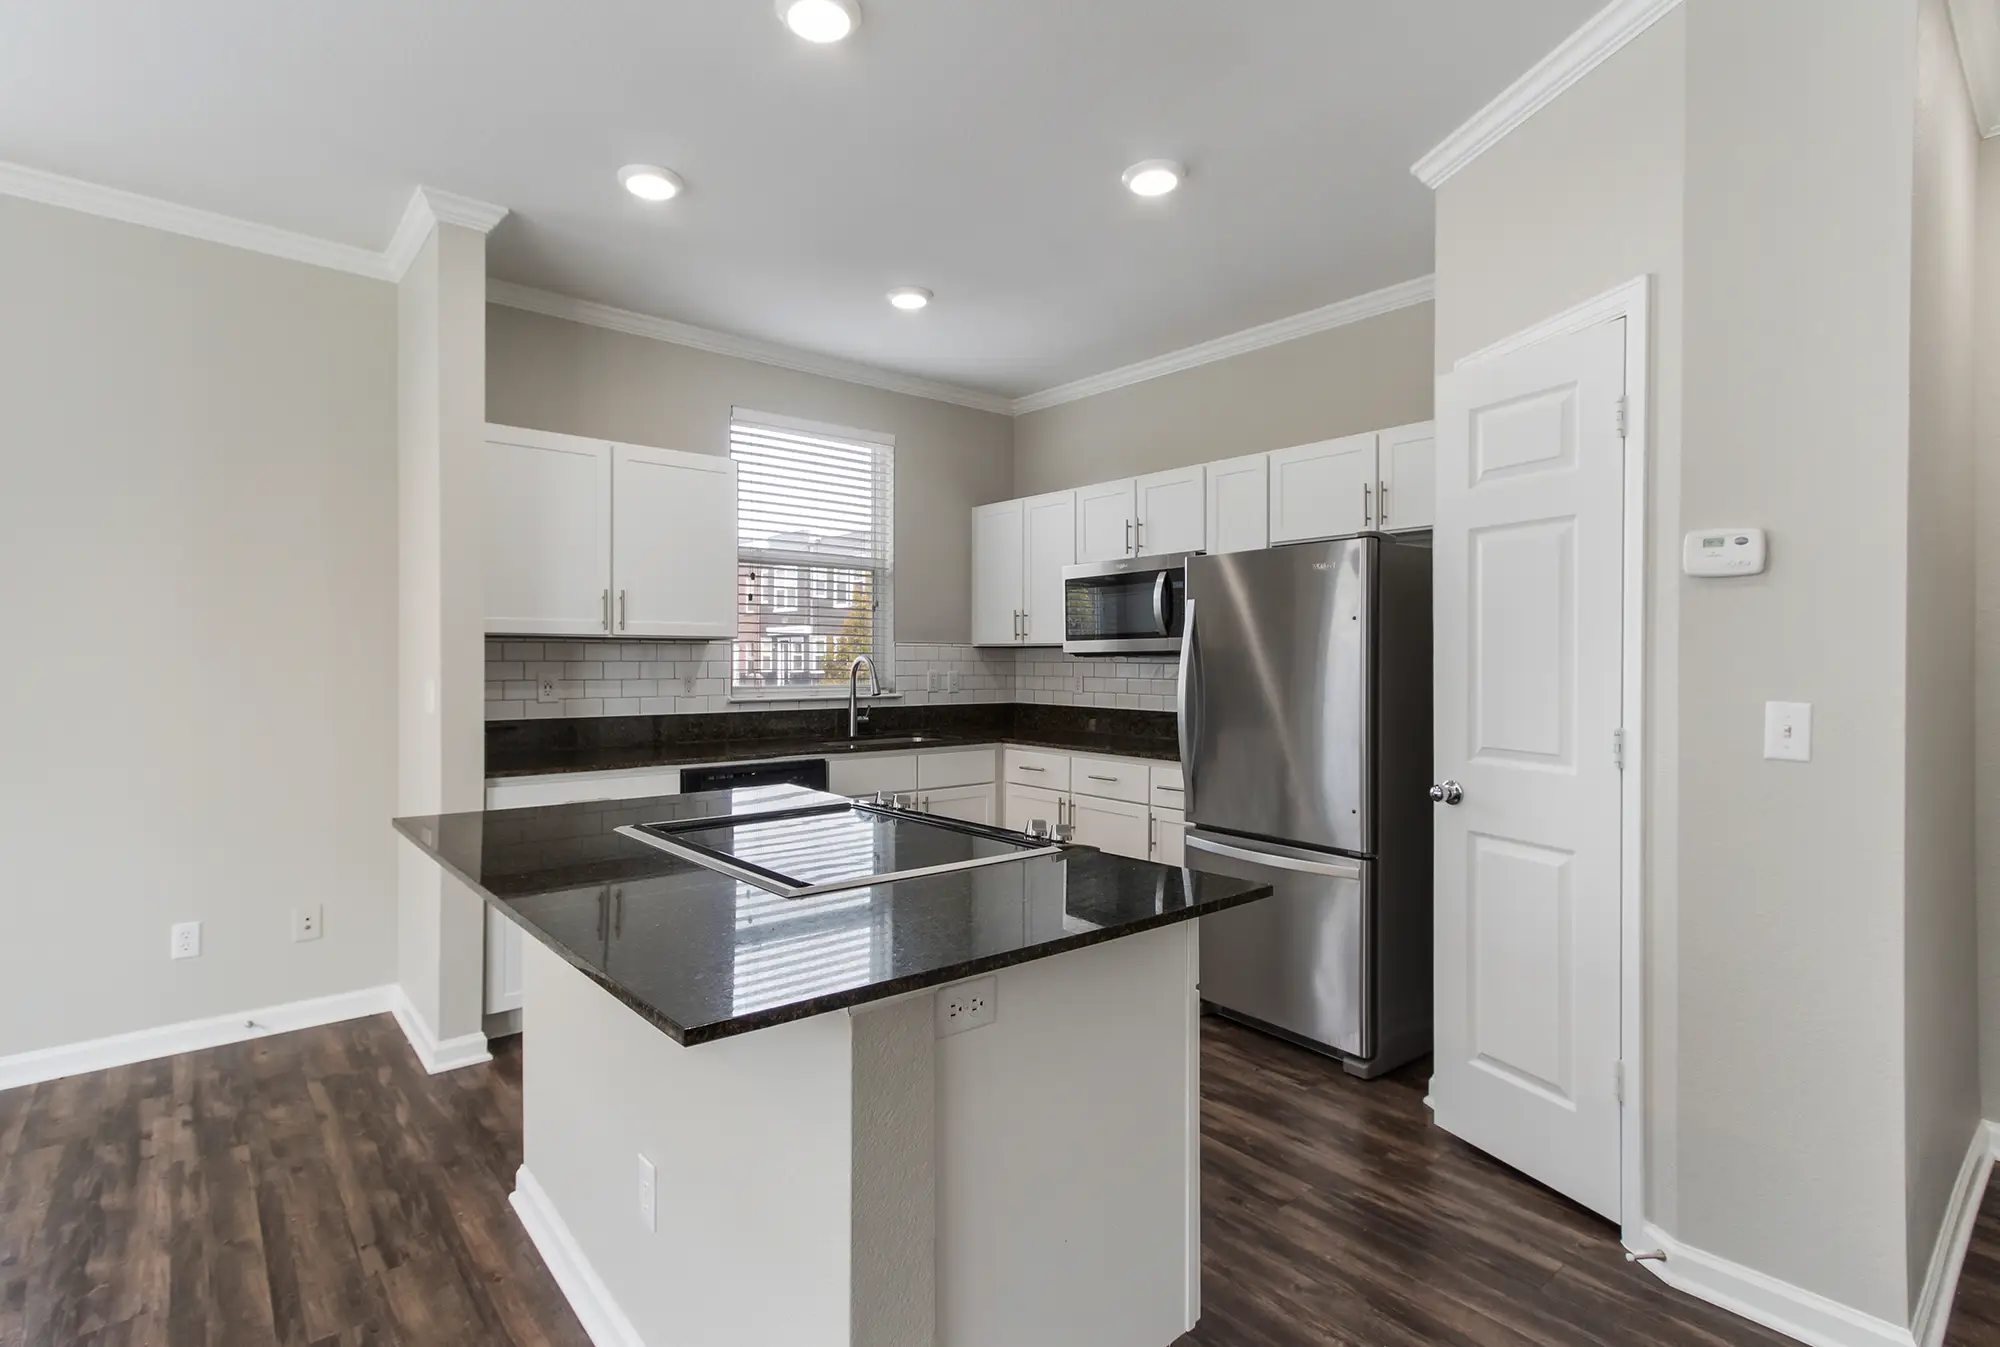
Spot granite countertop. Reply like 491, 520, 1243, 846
485, 728, 1179, 777
393, 785, 1267, 1046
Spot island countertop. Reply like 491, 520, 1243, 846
392, 785, 1270, 1046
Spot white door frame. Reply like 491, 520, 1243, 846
1451, 275, 1651, 1249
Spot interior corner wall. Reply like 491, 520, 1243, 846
1979, 113, 2000, 1132
1008, 302, 1435, 499
0, 195, 399, 1057
482, 304, 1014, 645
1903, 0, 1982, 1311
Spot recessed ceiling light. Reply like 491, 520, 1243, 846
777, 0, 859, 43
1122, 159, 1185, 198
619, 164, 683, 202
887, 287, 932, 311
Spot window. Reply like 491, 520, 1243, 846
730, 411, 894, 695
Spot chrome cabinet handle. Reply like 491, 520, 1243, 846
1157, 784, 1183, 793
1136, 519, 1145, 550
1148, 813, 1157, 852
1429, 781, 1465, 805
1086, 774, 1118, 782
921, 796, 930, 813
602, 589, 611, 632
618, 589, 628, 631
1017, 764, 1045, 772
1363, 482, 1372, 527
612, 887, 624, 936
1124, 519, 1133, 554
1379, 481, 1390, 523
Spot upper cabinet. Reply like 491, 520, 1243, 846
1376, 421, 1436, 533
973, 492, 1075, 646
1204, 454, 1269, 554
972, 499, 1026, 645
1076, 480, 1137, 564
482, 424, 736, 639
1135, 466, 1206, 555
1023, 491, 1076, 645
1269, 432, 1377, 544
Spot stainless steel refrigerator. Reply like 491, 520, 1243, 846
1181, 534, 1432, 1078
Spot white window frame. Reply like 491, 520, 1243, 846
728, 408, 895, 700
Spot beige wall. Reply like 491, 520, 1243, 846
0, 196, 399, 1056
1010, 303, 1434, 498
1903, 0, 1981, 1308
485, 305, 1014, 645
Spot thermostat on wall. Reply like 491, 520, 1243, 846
1682, 528, 1766, 577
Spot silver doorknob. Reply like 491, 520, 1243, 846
1429, 781, 1464, 805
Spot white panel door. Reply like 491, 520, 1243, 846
1022, 491, 1076, 645
924, 783, 996, 825
1204, 454, 1270, 554
1149, 807, 1186, 867
1135, 466, 1206, 555
1069, 794, 1151, 861
1379, 421, 1438, 533
972, 500, 1025, 645
1002, 782, 1068, 834
483, 428, 613, 636
1432, 320, 1627, 1221
1076, 479, 1138, 563
611, 445, 737, 639
1268, 433, 1377, 543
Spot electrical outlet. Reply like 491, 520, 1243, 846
948, 670, 961, 693
1075, 670, 1085, 694
683, 673, 698, 693
637, 1154, 657, 1231
536, 677, 560, 705
170, 921, 202, 960
936, 976, 997, 1037
927, 669, 943, 693
292, 904, 323, 942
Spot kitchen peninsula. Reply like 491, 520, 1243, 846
394, 784, 1271, 1347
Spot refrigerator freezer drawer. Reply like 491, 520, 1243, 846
1188, 830, 1370, 1060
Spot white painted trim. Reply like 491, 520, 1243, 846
1454, 275, 1652, 1249
1641, 1224, 1917, 1347
731, 406, 897, 447
511, 1165, 648, 1347
1411, 0, 1684, 188
382, 186, 510, 280
1948, 0, 2000, 137
0, 158, 389, 277
390, 985, 495, 1074
489, 280, 1015, 416
1008, 274, 1436, 415
1913, 1121, 1997, 1347
0, 984, 399, 1091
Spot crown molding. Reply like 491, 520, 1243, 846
1411, 0, 1683, 189
0, 158, 390, 277
1949, 0, 2000, 137
383, 186, 510, 280
1007, 273, 1435, 416
487, 280, 1016, 416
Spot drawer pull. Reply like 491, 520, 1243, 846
1156, 784, 1183, 792
1017, 764, 1046, 772
1086, 774, 1119, 782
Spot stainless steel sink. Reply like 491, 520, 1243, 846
831, 734, 953, 750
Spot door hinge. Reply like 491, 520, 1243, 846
1614, 1060, 1626, 1105
1614, 395, 1629, 440
1612, 728, 1625, 770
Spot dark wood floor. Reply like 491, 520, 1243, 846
2, 1013, 1995, 1347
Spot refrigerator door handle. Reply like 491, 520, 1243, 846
1187, 832, 1363, 880
1176, 598, 1197, 800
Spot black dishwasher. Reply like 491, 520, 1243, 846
679, 758, 829, 794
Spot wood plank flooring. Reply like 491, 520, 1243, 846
1, 1010, 1994, 1346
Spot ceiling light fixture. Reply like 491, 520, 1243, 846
887, 286, 932, 311
777, 0, 859, 43
619, 164, 683, 202
1122, 159, 1185, 198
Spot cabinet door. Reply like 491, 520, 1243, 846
1378, 420, 1437, 533
924, 783, 996, 825
1075, 479, 1138, 563
1204, 453, 1270, 554
1003, 782, 1068, 834
1150, 806, 1186, 868
612, 445, 737, 639
1268, 433, 1377, 543
971, 500, 1025, 646
484, 907, 525, 1014
1135, 466, 1206, 555
1069, 794, 1152, 861
483, 428, 613, 636
828, 753, 919, 798
1022, 491, 1076, 645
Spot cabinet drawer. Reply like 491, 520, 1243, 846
1003, 748, 1072, 791
1149, 762, 1186, 811
1070, 753, 1149, 805
828, 753, 919, 798
916, 747, 997, 790
485, 767, 681, 810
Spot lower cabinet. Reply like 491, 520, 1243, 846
1150, 806, 1187, 867
922, 782, 997, 825
1069, 794, 1152, 861
828, 752, 919, 798
1004, 782, 1069, 834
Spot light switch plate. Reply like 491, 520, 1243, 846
1764, 701, 1812, 761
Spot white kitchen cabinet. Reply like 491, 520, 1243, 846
1076, 479, 1138, 563
484, 905, 526, 1014
1003, 782, 1069, 835
1269, 432, 1378, 543
1069, 793, 1152, 861
1148, 762, 1186, 812
1022, 491, 1076, 645
916, 748, 998, 789
1149, 806, 1186, 867
611, 444, 737, 638
828, 753, 919, 798
1204, 453, 1269, 554
1135, 466, 1206, 555
1070, 753, 1150, 805
923, 782, 997, 825
1377, 420, 1437, 533
483, 427, 613, 636
971, 500, 1025, 646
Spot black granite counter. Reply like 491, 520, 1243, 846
393, 785, 1265, 1046
485, 703, 1179, 778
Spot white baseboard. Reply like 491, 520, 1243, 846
0, 984, 400, 1091
1912, 1122, 1997, 1347
389, 986, 494, 1074
511, 1165, 646, 1347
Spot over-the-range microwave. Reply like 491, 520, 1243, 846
1061, 552, 1195, 656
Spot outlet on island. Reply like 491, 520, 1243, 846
935, 975, 997, 1037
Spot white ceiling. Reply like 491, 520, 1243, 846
0, 0, 1598, 400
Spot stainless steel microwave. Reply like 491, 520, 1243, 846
1061, 553, 1194, 656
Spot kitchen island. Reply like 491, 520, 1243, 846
394, 785, 1270, 1347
